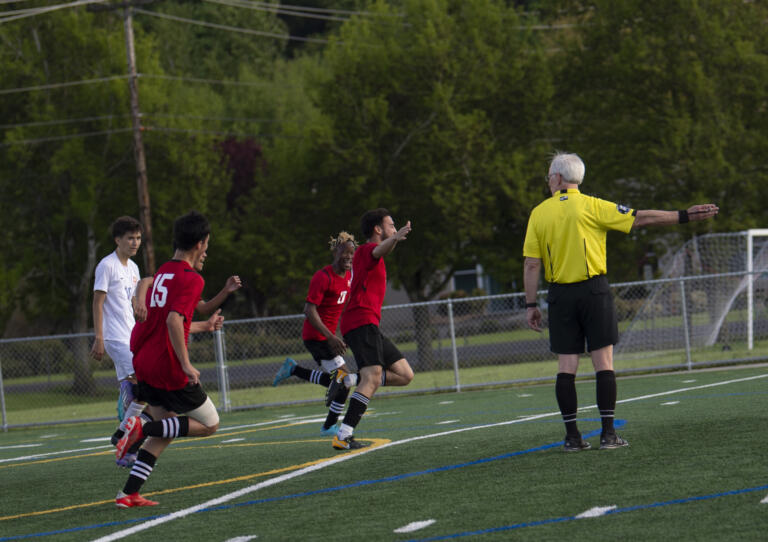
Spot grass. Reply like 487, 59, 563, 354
2, 364, 768, 541
5, 347, 768, 426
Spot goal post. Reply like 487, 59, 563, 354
747, 229, 768, 350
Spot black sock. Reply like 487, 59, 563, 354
142, 416, 190, 438
596, 370, 617, 434
292, 366, 332, 386
123, 449, 157, 495
341, 391, 370, 429
556, 373, 580, 437
323, 387, 350, 429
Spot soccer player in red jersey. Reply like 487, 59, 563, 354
332, 208, 414, 450
113, 211, 225, 508
272, 232, 359, 435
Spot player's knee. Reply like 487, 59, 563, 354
400, 362, 414, 384
201, 422, 219, 436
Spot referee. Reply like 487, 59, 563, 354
523, 152, 719, 451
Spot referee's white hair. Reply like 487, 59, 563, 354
549, 152, 585, 185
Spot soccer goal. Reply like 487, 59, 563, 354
615, 230, 768, 367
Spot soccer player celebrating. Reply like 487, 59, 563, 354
113, 211, 224, 508
272, 232, 359, 435
332, 208, 414, 450
91, 216, 153, 467
523, 152, 718, 451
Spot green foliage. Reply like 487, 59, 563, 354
551, 0, 768, 279
312, 0, 553, 300
2, 0, 768, 337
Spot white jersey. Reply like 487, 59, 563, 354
93, 251, 141, 343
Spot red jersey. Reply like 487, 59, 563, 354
340, 242, 386, 335
302, 265, 351, 341
130, 259, 204, 390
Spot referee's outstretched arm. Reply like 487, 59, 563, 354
632, 204, 719, 228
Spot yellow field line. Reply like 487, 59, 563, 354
0, 421, 311, 470
0, 437, 390, 522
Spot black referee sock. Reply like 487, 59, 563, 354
142, 416, 190, 439
292, 366, 332, 387
596, 370, 617, 435
555, 373, 580, 437
341, 391, 370, 429
123, 449, 157, 495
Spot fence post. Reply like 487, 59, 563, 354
214, 329, 231, 413
0, 357, 7, 432
679, 279, 692, 370
447, 299, 461, 392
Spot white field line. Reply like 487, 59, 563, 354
0, 445, 112, 464
0, 416, 326, 464
394, 519, 437, 533
91, 373, 768, 542
576, 505, 617, 519
0, 443, 42, 450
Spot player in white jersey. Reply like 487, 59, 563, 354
92, 217, 153, 466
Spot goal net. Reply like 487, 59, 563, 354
614, 230, 768, 368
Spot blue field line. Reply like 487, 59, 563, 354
0, 419, 623, 541
1, 424, 610, 541
0, 516, 165, 541
407, 483, 768, 541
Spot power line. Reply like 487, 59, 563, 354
0, 113, 282, 131
247, 1, 402, 18
203, 0, 348, 23
0, 0, 107, 24
133, 7, 330, 44
140, 73, 279, 87
0, 75, 130, 95
0, 128, 132, 147
144, 113, 282, 123
0, 114, 129, 130
0, 72, 291, 96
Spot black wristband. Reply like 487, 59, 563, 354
525, 302, 538, 308
678, 210, 689, 224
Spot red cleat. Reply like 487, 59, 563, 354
115, 416, 144, 460
115, 491, 158, 508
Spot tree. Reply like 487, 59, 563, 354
550, 0, 768, 280
310, 0, 554, 367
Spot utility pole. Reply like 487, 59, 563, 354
89, 1, 156, 274
123, 6, 155, 274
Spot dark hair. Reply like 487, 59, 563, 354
173, 211, 210, 251
361, 208, 390, 238
111, 216, 142, 239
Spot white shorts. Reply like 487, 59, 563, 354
186, 397, 220, 427
104, 340, 134, 382
321, 356, 346, 374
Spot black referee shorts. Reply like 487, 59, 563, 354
546, 275, 618, 354
135, 381, 208, 414
343, 324, 404, 369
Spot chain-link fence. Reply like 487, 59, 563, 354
2, 269, 767, 430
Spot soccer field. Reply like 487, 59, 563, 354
2, 365, 768, 541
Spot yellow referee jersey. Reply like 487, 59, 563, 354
523, 188, 636, 284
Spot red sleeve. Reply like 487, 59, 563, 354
306, 269, 330, 305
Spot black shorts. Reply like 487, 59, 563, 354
547, 275, 618, 354
303, 340, 336, 365
135, 381, 208, 414
343, 324, 404, 369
